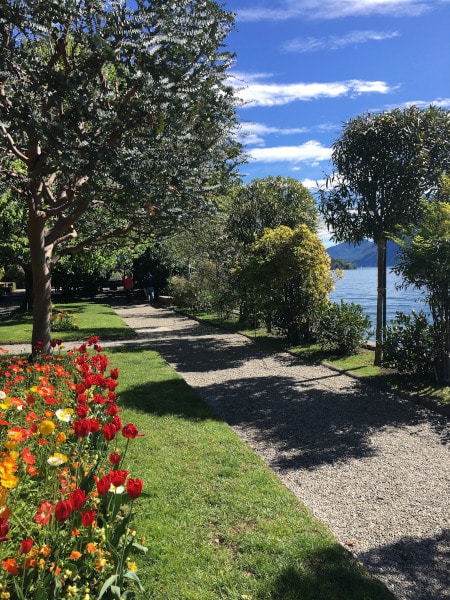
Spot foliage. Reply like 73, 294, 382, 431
0, 338, 146, 599
381, 311, 437, 378
314, 300, 373, 355
319, 105, 450, 365
50, 307, 79, 332
0, 0, 241, 352
233, 225, 335, 344
227, 176, 319, 245
392, 191, 450, 382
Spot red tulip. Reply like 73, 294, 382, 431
69, 489, 87, 511
110, 469, 129, 487
102, 422, 117, 442
126, 478, 143, 500
95, 474, 111, 496
21, 538, 34, 554
81, 509, 97, 527
54, 500, 73, 522
122, 423, 144, 439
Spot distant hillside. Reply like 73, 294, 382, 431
327, 240, 401, 267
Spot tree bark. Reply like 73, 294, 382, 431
374, 237, 387, 366
28, 212, 53, 355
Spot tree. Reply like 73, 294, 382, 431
233, 225, 334, 344
0, 0, 240, 353
319, 106, 450, 365
227, 176, 319, 245
393, 187, 450, 382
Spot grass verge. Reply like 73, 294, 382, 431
110, 346, 395, 600
0, 300, 136, 344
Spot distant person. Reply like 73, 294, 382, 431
123, 273, 133, 304
143, 272, 155, 303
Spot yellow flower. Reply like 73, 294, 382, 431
127, 561, 138, 572
0, 394, 10, 410
39, 420, 55, 436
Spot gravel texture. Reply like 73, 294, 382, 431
2, 300, 449, 599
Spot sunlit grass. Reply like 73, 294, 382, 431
0, 300, 136, 344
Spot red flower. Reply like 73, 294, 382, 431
21, 538, 34, 554
112, 415, 122, 431
69, 489, 87, 511
81, 509, 96, 527
2, 557, 19, 575
0, 517, 10, 542
87, 336, 99, 346
22, 446, 36, 465
109, 452, 121, 465
76, 404, 89, 418
110, 368, 119, 379
95, 474, 111, 496
34, 501, 53, 526
88, 418, 100, 433
126, 478, 143, 500
110, 469, 129, 487
102, 422, 117, 442
122, 423, 144, 439
73, 418, 91, 438
54, 500, 73, 522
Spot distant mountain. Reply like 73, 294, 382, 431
326, 240, 401, 267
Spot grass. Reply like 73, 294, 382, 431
110, 346, 395, 599
0, 300, 136, 344
180, 310, 450, 407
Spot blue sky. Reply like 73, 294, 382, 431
225, 0, 450, 198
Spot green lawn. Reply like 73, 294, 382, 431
0, 300, 136, 344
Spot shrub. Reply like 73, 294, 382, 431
382, 310, 437, 377
314, 300, 372, 355
0, 338, 147, 599
50, 307, 79, 332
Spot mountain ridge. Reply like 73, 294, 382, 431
326, 240, 401, 267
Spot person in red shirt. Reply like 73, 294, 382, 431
123, 273, 133, 304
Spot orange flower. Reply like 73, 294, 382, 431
69, 550, 82, 560
86, 542, 97, 554
2, 557, 19, 575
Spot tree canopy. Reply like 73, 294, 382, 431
0, 0, 241, 351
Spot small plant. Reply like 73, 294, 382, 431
382, 310, 437, 377
51, 307, 79, 332
314, 300, 373, 355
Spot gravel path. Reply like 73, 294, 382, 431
2, 301, 449, 599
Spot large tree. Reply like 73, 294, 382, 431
319, 106, 450, 365
0, 0, 241, 353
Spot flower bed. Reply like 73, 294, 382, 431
0, 337, 146, 599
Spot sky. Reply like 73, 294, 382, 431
225, 0, 450, 218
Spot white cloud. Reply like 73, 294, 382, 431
383, 98, 450, 110
236, 79, 395, 108
301, 178, 326, 190
247, 140, 331, 164
284, 30, 399, 53
237, 0, 443, 21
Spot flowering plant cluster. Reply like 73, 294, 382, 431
0, 337, 147, 599
51, 307, 79, 332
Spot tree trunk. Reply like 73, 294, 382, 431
374, 237, 387, 366
28, 212, 53, 355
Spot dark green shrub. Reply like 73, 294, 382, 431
314, 300, 372, 355
382, 310, 437, 377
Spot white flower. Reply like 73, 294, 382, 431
55, 408, 73, 422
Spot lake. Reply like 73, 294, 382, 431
328, 267, 429, 337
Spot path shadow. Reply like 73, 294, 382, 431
358, 529, 450, 600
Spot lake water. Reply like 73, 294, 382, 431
328, 267, 429, 337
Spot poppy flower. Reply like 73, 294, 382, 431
34, 502, 53, 526
2, 557, 19, 575
126, 478, 143, 500
122, 423, 144, 439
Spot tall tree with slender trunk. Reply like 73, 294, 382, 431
0, 0, 241, 353
319, 106, 450, 365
